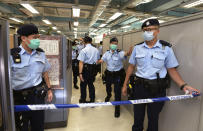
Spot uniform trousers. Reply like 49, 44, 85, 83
72, 59, 79, 86
106, 75, 121, 101
80, 67, 95, 101
14, 87, 45, 131
132, 82, 166, 131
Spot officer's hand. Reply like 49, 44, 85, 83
122, 85, 127, 96
47, 90, 53, 102
79, 74, 84, 82
127, 46, 133, 56
183, 85, 200, 95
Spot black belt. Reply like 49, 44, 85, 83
14, 81, 44, 96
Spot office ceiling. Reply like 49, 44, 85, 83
0, 0, 202, 39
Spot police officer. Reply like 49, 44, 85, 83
72, 41, 79, 89
11, 24, 53, 131
77, 36, 100, 103
97, 37, 132, 118
122, 19, 200, 131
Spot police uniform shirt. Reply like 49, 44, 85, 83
129, 40, 179, 80
76, 43, 84, 54
72, 49, 77, 60
77, 44, 99, 64
102, 50, 126, 72
11, 45, 51, 90
98, 45, 103, 55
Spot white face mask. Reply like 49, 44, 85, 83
143, 31, 154, 41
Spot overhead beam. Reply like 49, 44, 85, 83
119, 0, 136, 10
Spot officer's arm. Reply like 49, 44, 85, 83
43, 72, 51, 89
97, 59, 104, 64
167, 68, 185, 87
123, 64, 135, 87
124, 46, 133, 56
79, 61, 84, 74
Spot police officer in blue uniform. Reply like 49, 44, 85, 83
76, 38, 85, 54
122, 19, 200, 131
77, 36, 100, 103
11, 24, 53, 131
98, 37, 132, 117
72, 41, 79, 89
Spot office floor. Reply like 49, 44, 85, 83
45, 75, 134, 131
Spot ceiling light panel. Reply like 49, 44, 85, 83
184, 0, 203, 8
52, 26, 57, 30
21, 3, 39, 14
42, 19, 52, 25
99, 24, 107, 27
9, 18, 23, 23
74, 22, 79, 26
72, 6, 80, 17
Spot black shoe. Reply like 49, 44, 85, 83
79, 99, 86, 103
74, 85, 79, 89
88, 99, 95, 103
105, 96, 111, 102
114, 106, 120, 118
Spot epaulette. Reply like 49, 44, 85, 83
10, 47, 21, 63
36, 48, 44, 52
116, 49, 121, 52
159, 40, 172, 47
135, 41, 144, 46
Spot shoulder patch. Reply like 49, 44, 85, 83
159, 40, 172, 47
10, 47, 21, 63
36, 48, 44, 52
117, 49, 121, 52
135, 41, 144, 46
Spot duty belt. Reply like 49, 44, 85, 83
14, 82, 44, 96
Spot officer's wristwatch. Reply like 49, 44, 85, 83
180, 83, 187, 90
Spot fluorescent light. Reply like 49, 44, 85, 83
111, 30, 117, 32
41, 30, 45, 32
74, 34, 77, 38
74, 21, 79, 26
140, 16, 158, 23
9, 25, 13, 28
184, 0, 203, 8
121, 25, 131, 29
99, 24, 107, 27
74, 28, 77, 31
57, 30, 61, 33
72, 6, 80, 17
9, 18, 23, 23
109, 12, 123, 20
52, 26, 57, 30
21, 3, 39, 14
42, 19, 52, 25
159, 20, 166, 23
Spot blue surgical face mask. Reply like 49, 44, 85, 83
110, 44, 117, 50
143, 31, 154, 41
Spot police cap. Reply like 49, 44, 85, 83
141, 19, 160, 29
17, 24, 39, 36
110, 37, 118, 43
83, 36, 92, 43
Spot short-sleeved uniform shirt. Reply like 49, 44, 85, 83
76, 43, 85, 54
129, 40, 179, 80
11, 45, 51, 90
102, 50, 126, 72
77, 44, 100, 64
72, 49, 77, 60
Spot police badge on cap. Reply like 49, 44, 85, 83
141, 19, 160, 29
